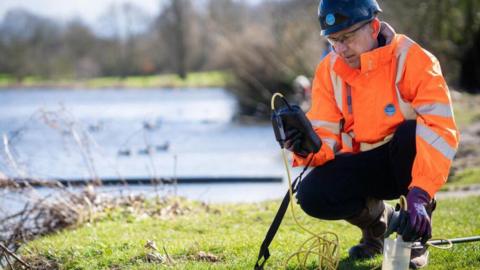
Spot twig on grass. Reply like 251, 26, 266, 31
0, 242, 30, 269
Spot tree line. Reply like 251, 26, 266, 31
0, 0, 479, 115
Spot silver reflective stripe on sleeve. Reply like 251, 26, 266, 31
395, 37, 417, 120
330, 54, 343, 112
341, 133, 353, 149
415, 103, 453, 118
311, 120, 340, 135
416, 124, 456, 160
323, 138, 339, 153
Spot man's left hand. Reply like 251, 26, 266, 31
400, 187, 432, 244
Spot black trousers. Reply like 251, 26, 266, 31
296, 120, 416, 220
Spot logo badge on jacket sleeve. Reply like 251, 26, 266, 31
384, 103, 396, 116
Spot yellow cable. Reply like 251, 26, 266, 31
399, 195, 407, 211
271, 92, 285, 111
271, 93, 339, 269
425, 239, 453, 250
281, 148, 339, 270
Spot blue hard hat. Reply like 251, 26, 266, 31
318, 0, 382, 36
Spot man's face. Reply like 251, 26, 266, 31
326, 20, 377, 69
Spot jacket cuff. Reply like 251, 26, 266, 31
408, 178, 442, 198
292, 143, 335, 167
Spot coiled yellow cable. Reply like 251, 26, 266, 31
280, 148, 340, 269
272, 93, 340, 269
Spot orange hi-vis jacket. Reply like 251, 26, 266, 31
293, 34, 459, 198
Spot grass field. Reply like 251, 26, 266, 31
443, 168, 480, 191
0, 71, 232, 89
18, 196, 480, 269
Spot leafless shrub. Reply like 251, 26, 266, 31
0, 107, 179, 268
208, 0, 324, 117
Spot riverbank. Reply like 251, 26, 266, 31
14, 194, 480, 269
2, 86, 480, 269
0, 71, 232, 89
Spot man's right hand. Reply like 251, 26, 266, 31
284, 128, 309, 157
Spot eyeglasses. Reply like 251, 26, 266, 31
326, 21, 371, 46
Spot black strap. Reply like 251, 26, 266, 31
254, 177, 300, 270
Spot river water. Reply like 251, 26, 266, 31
0, 88, 298, 203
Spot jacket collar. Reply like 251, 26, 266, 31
332, 30, 399, 84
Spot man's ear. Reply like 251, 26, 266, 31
371, 18, 381, 39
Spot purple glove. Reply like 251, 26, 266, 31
400, 187, 432, 243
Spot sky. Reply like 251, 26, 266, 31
0, 0, 160, 24
0, 0, 264, 24
0, 0, 263, 37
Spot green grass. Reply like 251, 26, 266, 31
0, 73, 17, 85
443, 168, 480, 191
0, 71, 233, 89
19, 196, 480, 269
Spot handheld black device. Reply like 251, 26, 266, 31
271, 96, 321, 154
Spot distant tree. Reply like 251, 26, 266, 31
120, 2, 152, 77
458, 0, 480, 91
156, 0, 192, 79
382, 0, 480, 90
97, 2, 152, 77
0, 9, 61, 81
204, 0, 248, 69
63, 21, 100, 78
460, 28, 480, 91
97, 4, 123, 76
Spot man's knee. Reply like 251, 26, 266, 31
296, 187, 363, 220
295, 173, 328, 218
296, 187, 329, 219
296, 177, 342, 220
